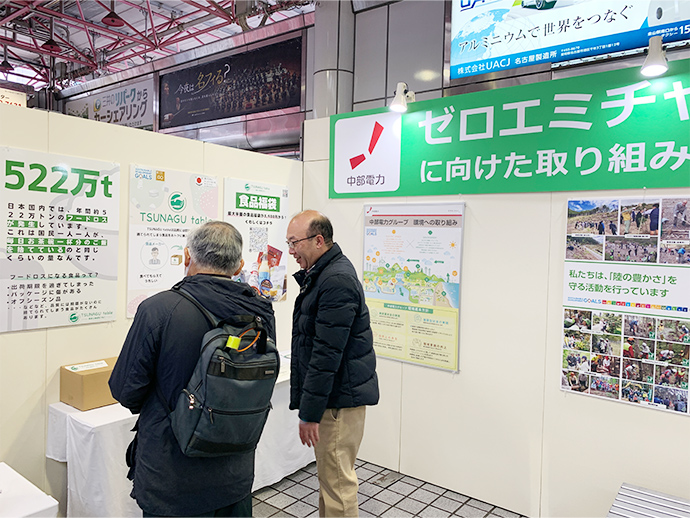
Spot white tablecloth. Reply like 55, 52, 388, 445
47, 366, 314, 517
0, 462, 58, 517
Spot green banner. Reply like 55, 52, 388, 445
235, 192, 281, 212
330, 59, 690, 198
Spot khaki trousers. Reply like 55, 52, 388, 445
314, 406, 366, 517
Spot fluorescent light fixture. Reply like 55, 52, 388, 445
641, 35, 668, 77
390, 82, 415, 113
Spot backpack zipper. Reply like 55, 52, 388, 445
183, 389, 197, 410
208, 405, 270, 424
216, 355, 275, 374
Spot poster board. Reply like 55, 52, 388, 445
561, 195, 690, 413
0, 147, 119, 332
127, 165, 218, 317
363, 203, 464, 371
223, 178, 289, 302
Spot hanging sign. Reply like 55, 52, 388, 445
65, 78, 154, 130
330, 59, 690, 198
0, 147, 120, 332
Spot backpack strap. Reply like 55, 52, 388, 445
171, 281, 220, 327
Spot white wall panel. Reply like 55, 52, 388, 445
0, 105, 304, 508
387, 1, 445, 96
353, 6, 388, 103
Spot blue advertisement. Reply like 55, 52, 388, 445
451, 0, 690, 80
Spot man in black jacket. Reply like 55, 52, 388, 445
286, 210, 379, 517
110, 221, 275, 517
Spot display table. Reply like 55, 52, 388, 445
0, 462, 58, 517
47, 362, 314, 517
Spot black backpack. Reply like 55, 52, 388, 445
157, 283, 280, 457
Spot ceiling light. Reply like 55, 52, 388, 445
41, 38, 61, 52
390, 82, 416, 113
102, 1, 125, 28
641, 35, 668, 77
42, 18, 61, 52
0, 45, 12, 72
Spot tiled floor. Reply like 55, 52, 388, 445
252, 459, 527, 518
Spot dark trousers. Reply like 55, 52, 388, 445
142, 494, 252, 517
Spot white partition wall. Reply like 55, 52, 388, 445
0, 103, 302, 513
303, 116, 690, 517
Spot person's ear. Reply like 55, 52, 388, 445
315, 234, 325, 248
184, 247, 191, 267
233, 259, 245, 276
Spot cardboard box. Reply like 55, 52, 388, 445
60, 357, 118, 411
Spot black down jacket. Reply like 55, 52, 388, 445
109, 274, 275, 516
290, 243, 379, 423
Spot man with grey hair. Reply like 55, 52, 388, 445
110, 221, 275, 517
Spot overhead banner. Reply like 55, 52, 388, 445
561, 195, 690, 414
363, 203, 464, 371
330, 58, 690, 198
159, 38, 301, 129
127, 165, 218, 317
450, 0, 690, 80
0, 147, 120, 332
223, 179, 289, 302
0, 87, 26, 107
65, 78, 154, 130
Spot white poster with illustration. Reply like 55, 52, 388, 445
362, 203, 464, 371
0, 147, 119, 332
223, 179, 289, 301
127, 165, 218, 317
562, 196, 690, 414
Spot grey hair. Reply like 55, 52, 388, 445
186, 221, 243, 275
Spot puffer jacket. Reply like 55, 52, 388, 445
290, 243, 379, 423
109, 273, 275, 516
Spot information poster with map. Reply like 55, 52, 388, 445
363, 203, 464, 371
127, 165, 218, 317
562, 196, 690, 415
0, 147, 119, 332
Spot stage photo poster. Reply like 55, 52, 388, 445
362, 203, 464, 371
223, 179, 289, 302
562, 195, 690, 414
127, 165, 218, 317
450, 0, 690, 80
0, 147, 120, 332
160, 38, 301, 129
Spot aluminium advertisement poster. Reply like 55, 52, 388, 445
562, 196, 690, 414
127, 165, 218, 317
363, 203, 464, 371
450, 0, 690, 80
0, 147, 119, 332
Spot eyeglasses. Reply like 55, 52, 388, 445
286, 235, 317, 249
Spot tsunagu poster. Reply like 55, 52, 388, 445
223, 179, 289, 302
363, 203, 464, 371
0, 147, 120, 332
562, 196, 690, 413
127, 165, 218, 317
